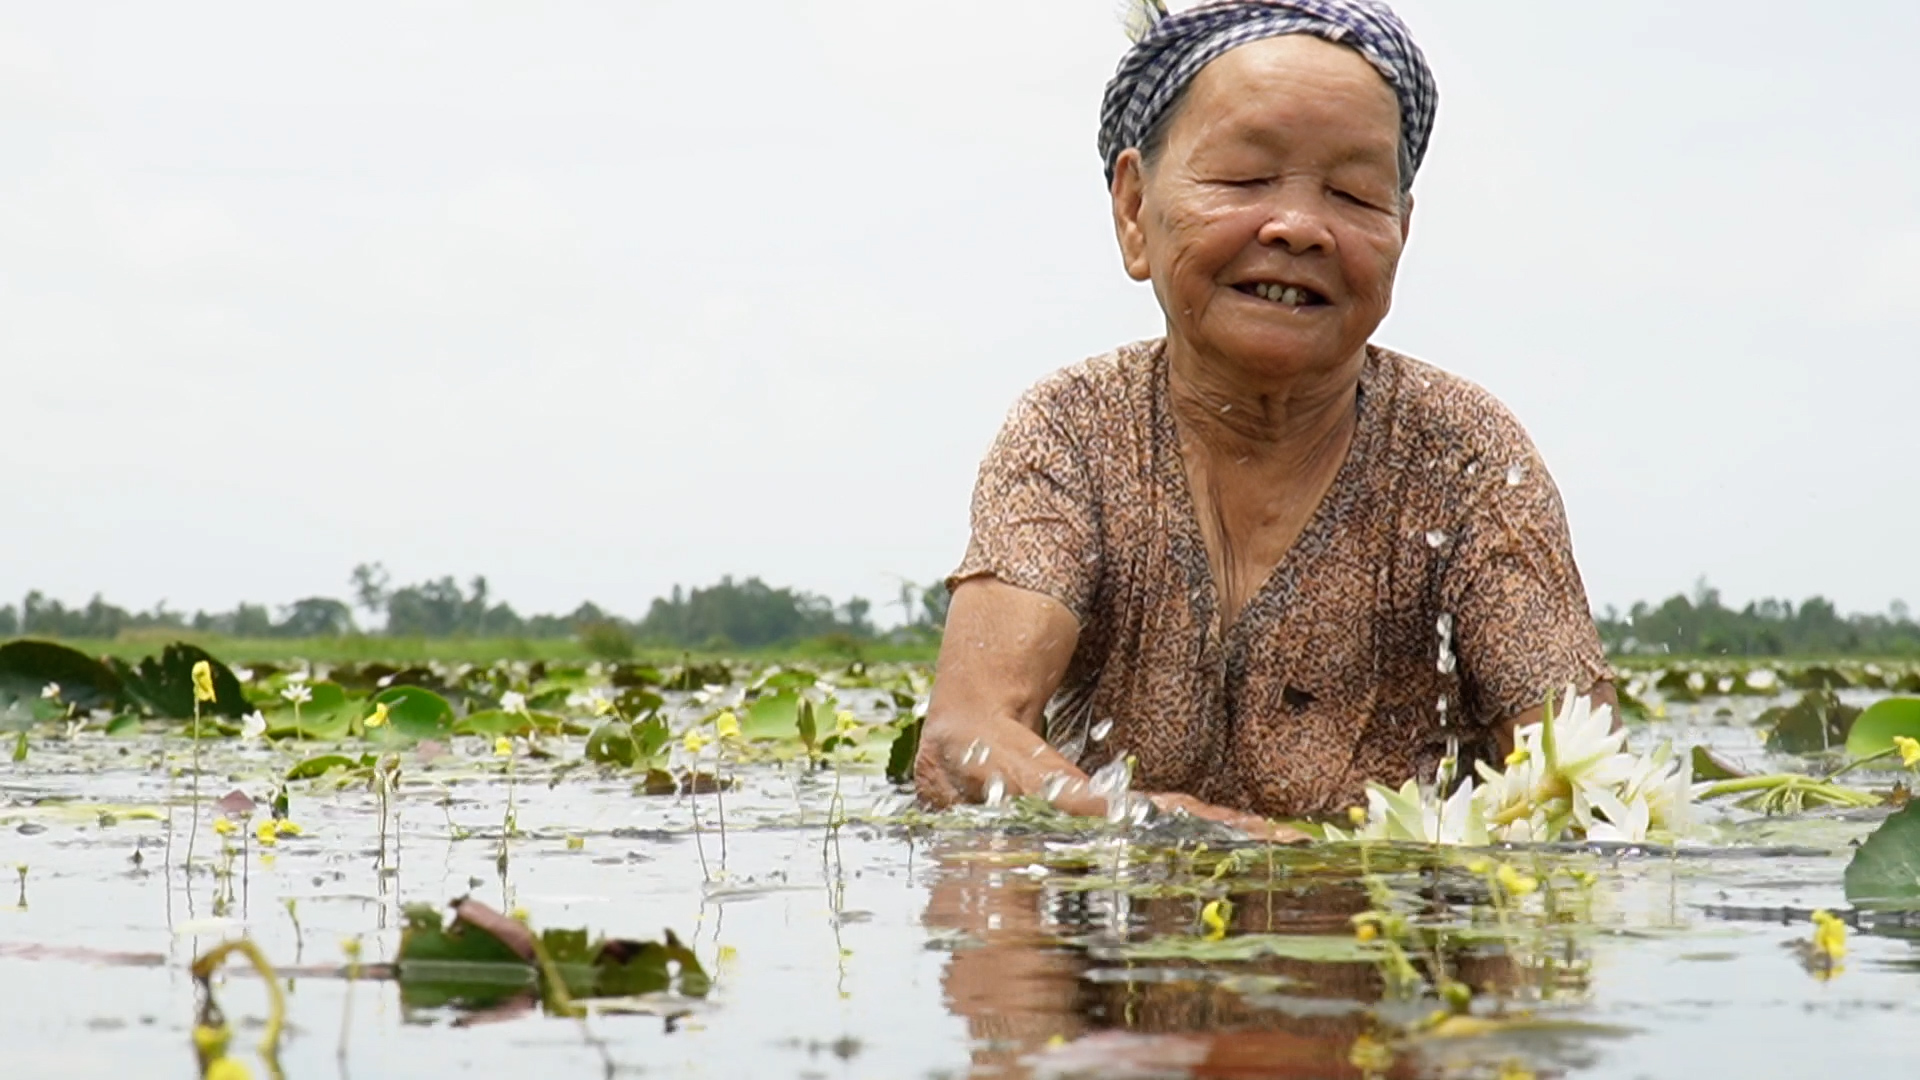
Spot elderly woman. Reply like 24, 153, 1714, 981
915, 0, 1612, 840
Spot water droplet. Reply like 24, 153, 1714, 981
984, 774, 1007, 808
1505, 462, 1527, 487
1436, 613, 1454, 639
1090, 719, 1114, 743
1464, 460, 1481, 478
1041, 774, 1070, 802
1088, 758, 1130, 798
1425, 529, 1451, 550
1436, 695, 1449, 729
1127, 796, 1155, 827
1437, 650, 1458, 676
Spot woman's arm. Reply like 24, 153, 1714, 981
916, 577, 1307, 841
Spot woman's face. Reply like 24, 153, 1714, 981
1112, 35, 1409, 383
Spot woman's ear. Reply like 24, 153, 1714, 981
1110, 150, 1153, 282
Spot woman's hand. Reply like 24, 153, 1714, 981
1145, 793, 1313, 844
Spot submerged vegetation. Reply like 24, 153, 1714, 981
6, 636, 1920, 1078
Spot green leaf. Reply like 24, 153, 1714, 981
285, 754, 366, 781
370, 685, 457, 739
454, 709, 538, 737
1844, 803, 1920, 909
633, 715, 670, 759
1846, 697, 1920, 760
585, 721, 637, 767
0, 640, 123, 713
797, 700, 818, 760
11, 730, 25, 762
742, 689, 802, 740
886, 717, 923, 784
1103, 933, 1387, 964
1760, 690, 1858, 754
1690, 745, 1749, 782
108, 643, 252, 720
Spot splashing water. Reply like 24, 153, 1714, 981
961, 740, 989, 768
1041, 773, 1071, 803
983, 774, 1007, 808
1090, 719, 1114, 743
1435, 613, 1458, 676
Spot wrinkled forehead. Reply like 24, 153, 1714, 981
1176, 35, 1403, 151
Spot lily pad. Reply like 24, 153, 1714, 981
585, 720, 637, 767
1844, 802, 1920, 909
0, 640, 123, 712
1100, 933, 1387, 964
1845, 697, 1920, 761
108, 643, 250, 720
370, 685, 457, 739
1760, 690, 1858, 755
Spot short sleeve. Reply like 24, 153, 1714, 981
949, 389, 1103, 623
1445, 445, 1611, 727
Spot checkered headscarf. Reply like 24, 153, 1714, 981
1099, 0, 1437, 189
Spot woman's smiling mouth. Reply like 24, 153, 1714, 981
1233, 281, 1329, 307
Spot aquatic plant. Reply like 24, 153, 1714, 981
1330, 690, 1693, 845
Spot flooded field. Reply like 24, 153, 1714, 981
4, 653, 1920, 1078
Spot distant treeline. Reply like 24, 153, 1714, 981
1598, 582, 1920, 657
0, 563, 952, 653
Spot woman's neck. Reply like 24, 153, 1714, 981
1165, 338, 1366, 470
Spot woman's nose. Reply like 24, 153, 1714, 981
1254, 189, 1334, 254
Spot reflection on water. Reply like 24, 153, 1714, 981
923, 832, 1599, 1079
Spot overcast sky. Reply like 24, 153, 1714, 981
4, 0, 1915, 624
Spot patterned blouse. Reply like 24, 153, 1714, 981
951, 339, 1610, 818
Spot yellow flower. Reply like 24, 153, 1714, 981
204, 1054, 252, 1080
1200, 898, 1232, 941
1496, 863, 1538, 898
683, 728, 712, 754
834, 709, 859, 736
1895, 735, 1920, 768
1348, 1034, 1393, 1074
1346, 805, 1368, 826
494, 736, 514, 757
213, 818, 237, 837
255, 820, 278, 846
191, 661, 216, 704
1811, 909, 1847, 962
715, 711, 741, 740
191, 1022, 231, 1061
340, 937, 362, 961
1504, 746, 1531, 767
364, 701, 391, 729
566, 835, 584, 851
274, 820, 302, 837
1355, 921, 1379, 943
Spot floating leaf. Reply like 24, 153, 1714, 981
370, 685, 457, 739
1691, 746, 1749, 782
585, 721, 637, 767
743, 689, 802, 740
1844, 803, 1920, 909
108, 643, 251, 720
0, 640, 122, 712
1759, 690, 1858, 755
285, 754, 370, 781
1100, 933, 1387, 964
1846, 697, 1920, 761
887, 716, 923, 784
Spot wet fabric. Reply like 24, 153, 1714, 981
951, 340, 1609, 818
1099, 0, 1438, 186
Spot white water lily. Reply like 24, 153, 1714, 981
1328, 769, 1488, 846
500, 690, 528, 715
240, 711, 267, 740
280, 683, 312, 706
1340, 688, 1693, 846
40, 682, 60, 701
